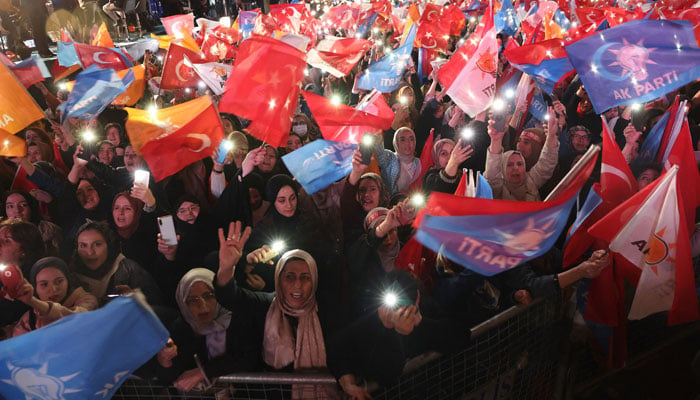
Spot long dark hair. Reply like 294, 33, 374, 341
71, 220, 120, 272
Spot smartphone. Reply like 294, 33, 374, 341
492, 112, 507, 132
359, 133, 374, 165
216, 139, 233, 164
158, 215, 178, 246
134, 169, 150, 187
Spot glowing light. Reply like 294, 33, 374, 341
470, 16, 476, 23
147, 104, 158, 119
384, 292, 398, 308
362, 135, 374, 146
82, 129, 96, 143
198, 81, 206, 89
631, 103, 642, 112
3, 140, 9, 147
269, 99, 276, 109
271, 240, 286, 253
331, 95, 342, 106
505, 88, 515, 99
399, 96, 408, 106
591, 63, 598, 74
185, 88, 192, 94
461, 127, 475, 140
372, 27, 379, 34
409, 193, 425, 208
492, 98, 506, 112
544, 114, 550, 121
157, 55, 163, 62
304, 68, 309, 76
545, 50, 553, 58
221, 139, 234, 151
58, 82, 67, 91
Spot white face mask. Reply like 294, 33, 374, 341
292, 125, 308, 136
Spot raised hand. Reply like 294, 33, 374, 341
217, 221, 252, 286
445, 140, 474, 177
246, 245, 275, 265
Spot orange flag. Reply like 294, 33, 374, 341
0, 63, 45, 134
0, 129, 26, 157
125, 95, 225, 181
91, 22, 115, 48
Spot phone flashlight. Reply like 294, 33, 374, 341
81, 129, 96, 143
409, 193, 425, 208
461, 127, 475, 140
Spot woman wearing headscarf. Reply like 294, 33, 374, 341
215, 222, 339, 399
2, 190, 64, 256
422, 139, 474, 194
155, 268, 262, 392
484, 110, 559, 201
13, 257, 98, 336
70, 220, 163, 306
374, 127, 421, 195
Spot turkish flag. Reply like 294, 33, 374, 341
409, 129, 434, 191
201, 30, 238, 61
600, 120, 637, 206
219, 36, 306, 147
160, 43, 207, 90
322, 4, 359, 31
161, 13, 195, 37
125, 95, 224, 181
74, 43, 131, 71
306, 37, 372, 77
302, 90, 394, 144
270, 3, 307, 34
416, 4, 451, 52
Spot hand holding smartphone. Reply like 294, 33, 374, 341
359, 133, 375, 165
134, 169, 150, 187
158, 215, 178, 246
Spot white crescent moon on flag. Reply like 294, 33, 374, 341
175, 60, 191, 82
421, 37, 437, 49
172, 21, 184, 34
601, 164, 634, 190
186, 133, 211, 152
427, 10, 439, 21
93, 52, 112, 64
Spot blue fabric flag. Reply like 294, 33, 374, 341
239, 11, 258, 41
494, 0, 520, 36
355, 12, 378, 38
506, 39, 574, 95
0, 296, 168, 399
416, 194, 577, 275
528, 89, 548, 122
635, 107, 671, 166
282, 139, 357, 194
355, 25, 417, 93
553, 9, 571, 30
59, 65, 134, 121
57, 41, 80, 67
475, 173, 493, 199
564, 185, 602, 244
566, 20, 700, 113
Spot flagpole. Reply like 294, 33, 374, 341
544, 144, 600, 201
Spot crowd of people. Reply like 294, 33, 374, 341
0, 1, 699, 398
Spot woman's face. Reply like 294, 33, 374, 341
176, 201, 200, 224
286, 135, 303, 153
570, 130, 591, 153
505, 153, 526, 185
24, 130, 42, 144
396, 130, 416, 156
123, 145, 143, 173
249, 187, 263, 210
5, 193, 31, 221
106, 127, 121, 146
77, 229, 109, 270
26, 144, 43, 163
76, 180, 100, 210
35, 267, 68, 303
291, 118, 308, 137
357, 179, 380, 212
259, 147, 277, 173
112, 196, 135, 229
222, 118, 234, 134
279, 260, 313, 309
98, 143, 115, 165
0, 227, 23, 264
274, 186, 297, 218
637, 169, 659, 191
437, 142, 454, 169
186, 281, 217, 325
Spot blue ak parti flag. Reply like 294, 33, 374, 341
0, 296, 168, 400
565, 20, 700, 114
57, 41, 80, 68
494, 0, 520, 36
528, 89, 548, 122
282, 139, 358, 194
59, 65, 135, 121
475, 172, 493, 199
355, 25, 417, 93
634, 105, 672, 166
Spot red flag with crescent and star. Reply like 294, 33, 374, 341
124, 95, 224, 181
73, 43, 132, 71
160, 43, 208, 90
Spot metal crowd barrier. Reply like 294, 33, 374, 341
114, 295, 569, 400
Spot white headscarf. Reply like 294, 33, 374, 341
176, 268, 232, 358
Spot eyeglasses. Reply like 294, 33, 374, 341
177, 205, 200, 216
185, 291, 216, 306
571, 133, 590, 141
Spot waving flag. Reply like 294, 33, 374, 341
307, 37, 372, 78
91, 22, 115, 48
57, 41, 80, 68
561, 182, 603, 267
565, 20, 700, 113
415, 148, 598, 276
63, 65, 144, 107
355, 24, 416, 93
121, 38, 160, 61
0, 129, 26, 157
495, 0, 520, 36
7, 56, 51, 88
59, 66, 134, 121
441, 8, 498, 117
302, 90, 394, 144
505, 38, 573, 95
600, 117, 637, 205
219, 36, 306, 147
73, 43, 133, 71
184, 57, 231, 95
410, 129, 434, 191
589, 167, 698, 325
162, 13, 195, 36
200, 28, 238, 61
0, 296, 167, 400
322, 4, 360, 31
126, 95, 225, 181
160, 43, 207, 90
0, 63, 45, 134
416, 4, 452, 52
456, 169, 494, 199
282, 139, 357, 194
635, 97, 678, 166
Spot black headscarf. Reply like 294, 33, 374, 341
30, 256, 82, 304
